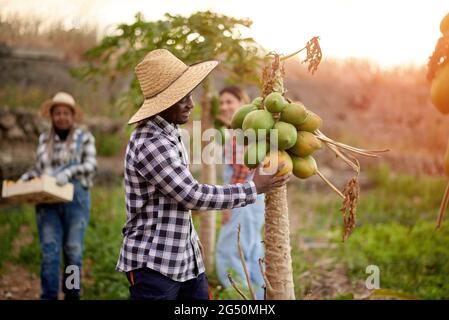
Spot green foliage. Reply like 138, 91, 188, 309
74, 11, 266, 117
82, 185, 129, 299
0, 205, 36, 269
0, 185, 129, 299
287, 164, 449, 299
0, 84, 50, 110
93, 131, 125, 157
2, 165, 449, 299
337, 221, 449, 299
358, 164, 447, 225
211, 94, 220, 119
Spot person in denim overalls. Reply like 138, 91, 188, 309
20, 92, 97, 300
215, 86, 266, 299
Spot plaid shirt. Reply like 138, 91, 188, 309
116, 115, 257, 281
21, 127, 97, 188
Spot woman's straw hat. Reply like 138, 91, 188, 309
41, 92, 83, 122
128, 49, 219, 124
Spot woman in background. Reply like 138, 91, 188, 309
19, 92, 96, 300
215, 86, 265, 299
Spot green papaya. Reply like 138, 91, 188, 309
272, 121, 297, 150
280, 102, 308, 126
244, 140, 268, 169
295, 111, 322, 132
265, 92, 287, 113
230, 104, 257, 129
252, 97, 264, 109
242, 109, 275, 141
288, 131, 322, 157
291, 154, 317, 179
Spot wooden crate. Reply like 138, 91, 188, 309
1, 175, 74, 204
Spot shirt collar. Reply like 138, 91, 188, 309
150, 115, 179, 137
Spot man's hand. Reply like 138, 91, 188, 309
55, 172, 69, 186
252, 162, 292, 194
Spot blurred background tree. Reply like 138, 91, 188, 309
75, 10, 266, 272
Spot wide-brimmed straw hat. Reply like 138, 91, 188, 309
128, 49, 219, 124
40, 92, 83, 122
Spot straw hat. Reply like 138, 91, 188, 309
41, 92, 83, 122
128, 49, 219, 124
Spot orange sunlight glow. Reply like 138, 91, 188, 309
1, 0, 448, 68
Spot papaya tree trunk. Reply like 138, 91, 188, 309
264, 184, 295, 299
197, 77, 216, 272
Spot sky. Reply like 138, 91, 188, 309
1, 0, 449, 68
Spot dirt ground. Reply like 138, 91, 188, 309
0, 262, 40, 300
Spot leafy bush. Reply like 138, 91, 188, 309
337, 222, 449, 299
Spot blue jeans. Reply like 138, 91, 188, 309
35, 179, 90, 300
216, 165, 266, 299
126, 268, 209, 300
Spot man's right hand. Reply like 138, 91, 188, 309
252, 162, 292, 194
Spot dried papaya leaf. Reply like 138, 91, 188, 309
341, 174, 360, 241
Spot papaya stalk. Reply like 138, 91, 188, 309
436, 138, 449, 229
315, 130, 389, 157
261, 54, 296, 300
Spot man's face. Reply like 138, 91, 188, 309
160, 92, 194, 125
51, 104, 75, 130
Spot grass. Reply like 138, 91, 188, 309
1, 165, 449, 299
287, 164, 449, 299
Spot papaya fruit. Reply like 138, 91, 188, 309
288, 131, 322, 157
265, 92, 287, 113
440, 12, 449, 34
431, 63, 449, 114
261, 150, 293, 177
273, 121, 297, 150
252, 97, 264, 109
280, 102, 308, 127
242, 109, 275, 140
231, 104, 258, 129
290, 154, 317, 179
295, 110, 322, 132
244, 140, 268, 169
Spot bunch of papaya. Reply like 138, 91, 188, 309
428, 12, 449, 228
228, 46, 389, 241
436, 138, 449, 229
231, 91, 325, 180
429, 12, 449, 114
229, 80, 391, 203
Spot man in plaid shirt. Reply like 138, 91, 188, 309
117, 49, 291, 300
